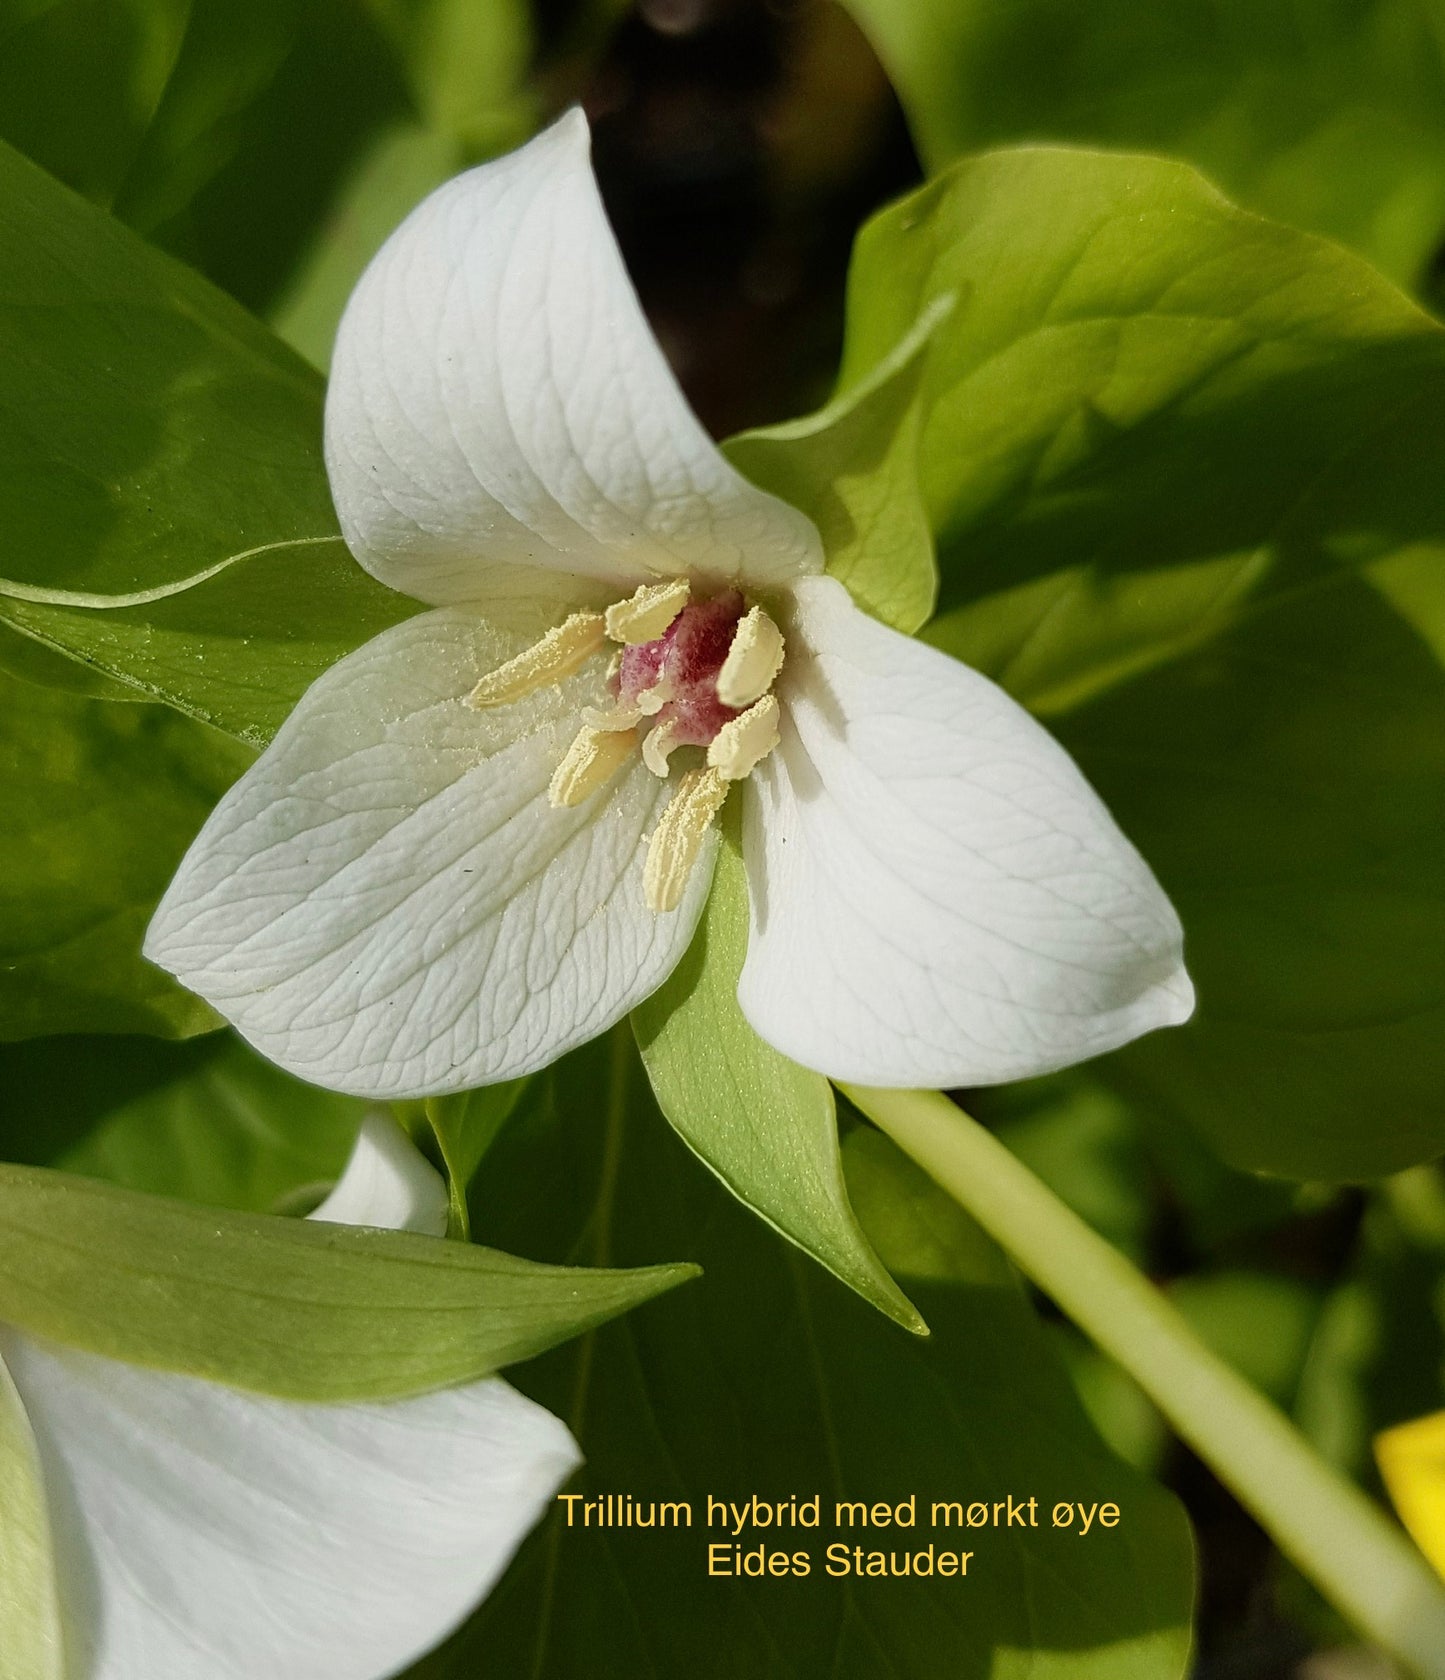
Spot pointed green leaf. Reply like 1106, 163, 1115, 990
0, 1351, 63, 1680
725, 297, 952, 634
635, 834, 924, 1334
0, 1162, 697, 1400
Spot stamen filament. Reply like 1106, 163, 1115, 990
467, 612, 606, 708
644, 767, 729, 912
642, 718, 682, 778
605, 578, 690, 645
716, 605, 784, 708
548, 725, 638, 808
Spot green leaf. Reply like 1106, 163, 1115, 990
1166, 1271, 1320, 1409
361, 0, 536, 150
0, 539, 418, 747
0, 132, 419, 743
56, 1031, 365, 1214
0, 1160, 696, 1400
412, 1037, 1194, 1679
841, 148, 1445, 1179
0, 1351, 63, 1680
269, 119, 463, 371
0, 666, 250, 1039
725, 296, 952, 634
838, 0, 1445, 289
425, 1078, 531, 1239
634, 834, 924, 1334
0, 135, 332, 600
0, 619, 142, 701
1296, 1170, 1445, 1485
0, 0, 192, 209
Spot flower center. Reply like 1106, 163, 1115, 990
466, 580, 785, 912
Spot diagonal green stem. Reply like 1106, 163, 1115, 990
842, 1083, 1445, 1680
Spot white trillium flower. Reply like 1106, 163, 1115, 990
1, 1116, 579, 1680
145, 111, 1193, 1101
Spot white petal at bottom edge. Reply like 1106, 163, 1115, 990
144, 606, 714, 1098
738, 577, 1194, 1088
0, 1329, 578, 1680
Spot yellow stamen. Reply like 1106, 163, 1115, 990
716, 605, 784, 708
605, 579, 690, 645
467, 612, 606, 708
548, 725, 638, 808
642, 718, 682, 778
644, 767, 729, 912
707, 694, 780, 780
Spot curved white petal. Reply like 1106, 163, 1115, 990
325, 108, 822, 604
1, 1330, 578, 1680
738, 577, 1193, 1086
309, 1113, 449, 1236
144, 608, 714, 1098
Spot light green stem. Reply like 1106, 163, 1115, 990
843, 1083, 1445, 1680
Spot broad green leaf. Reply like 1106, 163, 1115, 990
0, 0, 191, 208
0, 0, 437, 321
839, 0, 1445, 288
0, 666, 249, 1040
411, 1037, 1194, 1680
0, 619, 141, 702
0, 132, 422, 742
633, 834, 924, 1334
0, 538, 418, 746
840, 149, 1445, 1180
0, 1160, 696, 1400
425, 1078, 531, 1239
270, 0, 542, 370
0, 1032, 219, 1166
270, 119, 463, 371
0, 1351, 63, 1680
57, 1031, 365, 1214
725, 297, 951, 634
0, 135, 333, 600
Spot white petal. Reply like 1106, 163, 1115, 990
1, 1331, 578, 1680
325, 108, 822, 604
738, 577, 1193, 1086
309, 1113, 449, 1235
144, 608, 714, 1098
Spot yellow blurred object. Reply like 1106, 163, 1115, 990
1376, 1411, 1445, 1579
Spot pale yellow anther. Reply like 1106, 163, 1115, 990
605, 579, 691, 645
467, 612, 606, 708
642, 718, 682, 778
707, 694, 780, 781
644, 767, 729, 912
548, 725, 638, 809
716, 606, 784, 708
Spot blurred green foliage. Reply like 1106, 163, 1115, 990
841, 0, 1445, 293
